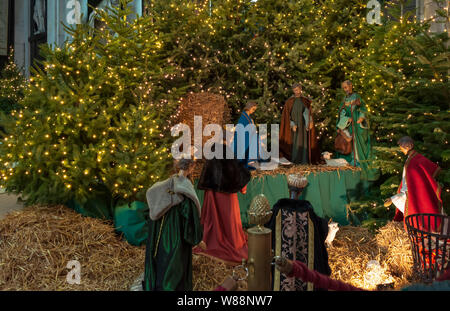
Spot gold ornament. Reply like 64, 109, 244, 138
248, 194, 272, 228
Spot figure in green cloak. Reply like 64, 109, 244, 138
336, 80, 379, 181
143, 159, 203, 291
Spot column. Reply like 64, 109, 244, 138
128, 0, 143, 21
47, 0, 88, 47
0, 0, 9, 56
13, 0, 30, 77
424, 0, 448, 33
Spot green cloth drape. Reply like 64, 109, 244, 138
66, 186, 150, 246
68, 169, 367, 246
195, 170, 367, 228
66, 184, 113, 220
114, 201, 149, 246
236, 174, 290, 228
298, 170, 368, 225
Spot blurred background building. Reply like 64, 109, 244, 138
0, 0, 143, 76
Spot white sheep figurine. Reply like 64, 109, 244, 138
321, 152, 349, 167
325, 221, 339, 248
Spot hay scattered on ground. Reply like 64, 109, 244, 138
192, 254, 248, 291
328, 222, 418, 290
375, 221, 416, 286
0, 205, 416, 291
193, 222, 416, 291
0, 205, 145, 291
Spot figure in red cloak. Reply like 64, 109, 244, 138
194, 143, 251, 264
384, 136, 445, 232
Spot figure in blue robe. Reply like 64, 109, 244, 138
232, 101, 259, 170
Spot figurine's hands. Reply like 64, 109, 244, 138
292, 125, 298, 132
220, 275, 238, 291
357, 117, 364, 124
274, 257, 293, 275
384, 198, 392, 207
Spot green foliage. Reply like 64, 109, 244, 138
0, 50, 26, 120
0, 0, 186, 205
354, 25, 450, 226
372, 30, 450, 216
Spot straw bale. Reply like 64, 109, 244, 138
176, 92, 231, 147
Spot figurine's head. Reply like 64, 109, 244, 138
292, 83, 303, 97
175, 158, 195, 176
397, 136, 414, 155
342, 80, 353, 95
287, 174, 309, 200
244, 101, 258, 115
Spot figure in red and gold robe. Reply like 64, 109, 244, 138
194, 143, 251, 264
384, 137, 445, 232
279, 83, 320, 164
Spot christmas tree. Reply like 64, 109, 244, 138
0, 0, 186, 205
0, 49, 26, 135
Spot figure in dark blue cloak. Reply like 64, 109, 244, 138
233, 101, 259, 170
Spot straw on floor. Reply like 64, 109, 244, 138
0, 205, 145, 291
0, 205, 416, 291
193, 222, 417, 291
328, 221, 418, 290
